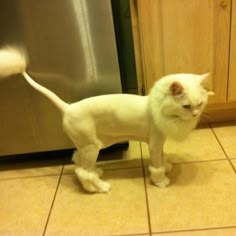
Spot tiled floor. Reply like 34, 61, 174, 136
1, 122, 236, 236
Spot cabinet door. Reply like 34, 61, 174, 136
137, 0, 230, 104
228, 0, 236, 103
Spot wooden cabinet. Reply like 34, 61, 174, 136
130, 0, 236, 121
229, 0, 236, 103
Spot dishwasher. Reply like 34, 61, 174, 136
0, 0, 125, 157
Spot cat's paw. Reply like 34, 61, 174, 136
97, 181, 111, 193
153, 176, 170, 188
75, 167, 111, 193
82, 179, 111, 193
149, 165, 170, 188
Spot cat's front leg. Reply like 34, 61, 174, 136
148, 130, 170, 188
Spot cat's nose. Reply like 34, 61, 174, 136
192, 109, 199, 117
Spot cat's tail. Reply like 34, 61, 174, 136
21, 72, 68, 113
0, 46, 68, 113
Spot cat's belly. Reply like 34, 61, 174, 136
97, 119, 149, 148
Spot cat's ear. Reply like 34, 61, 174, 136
199, 73, 211, 88
199, 73, 215, 96
170, 81, 184, 96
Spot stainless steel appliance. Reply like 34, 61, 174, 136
0, 0, 122, 156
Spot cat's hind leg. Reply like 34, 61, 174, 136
73, 145, 111, 193
63, 112, 111, 193
72, 150, 103, 177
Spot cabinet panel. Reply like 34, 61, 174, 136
137, 0, 230, 104
228, 0, 236, 102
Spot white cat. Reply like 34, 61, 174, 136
0, 47, 212, 193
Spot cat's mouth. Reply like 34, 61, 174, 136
169, 114, 195, 121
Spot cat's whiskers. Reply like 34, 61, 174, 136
199, 111, 212, 123
169, 115, 182, 122
201, 111, 211, 119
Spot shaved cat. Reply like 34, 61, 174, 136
0, 47, 212, 193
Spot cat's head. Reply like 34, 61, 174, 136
159, 73, 212, 121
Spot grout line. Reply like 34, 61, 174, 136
142, 158, 228, 167
209, 123, 236, 174
0, 173, 62, 182
106, 233, 149, 236
140, 142, 152, 236
62, 166, 144, 177
62, 157, 234, 177
152, 225, 236, 235
170, 158, 228, 166
42, 166, 64, 236
0, 155, 230, 183
102, 166, 144, 172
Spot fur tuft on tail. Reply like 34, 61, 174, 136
0, 46, 27, 78
0, 46, 68, 113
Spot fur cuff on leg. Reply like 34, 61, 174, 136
148, 165, 170, 188
148, 165, 165, 179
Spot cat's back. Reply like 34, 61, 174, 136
65, 94, 148, 127
70, 94, 147, 113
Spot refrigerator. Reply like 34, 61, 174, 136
0, 0, 122, 156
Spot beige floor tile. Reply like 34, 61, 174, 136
141, 126, 226, 165
153, 227, 236, 236
0, 176, 59, 236
0, 160, 63, 180
63, 141, 142, 174
211, 121, 236, 159
146, 160, 236, 233
45, 168, 149, 236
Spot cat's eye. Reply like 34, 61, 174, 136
182, 104, 191, 109
197, 102, 203, 107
